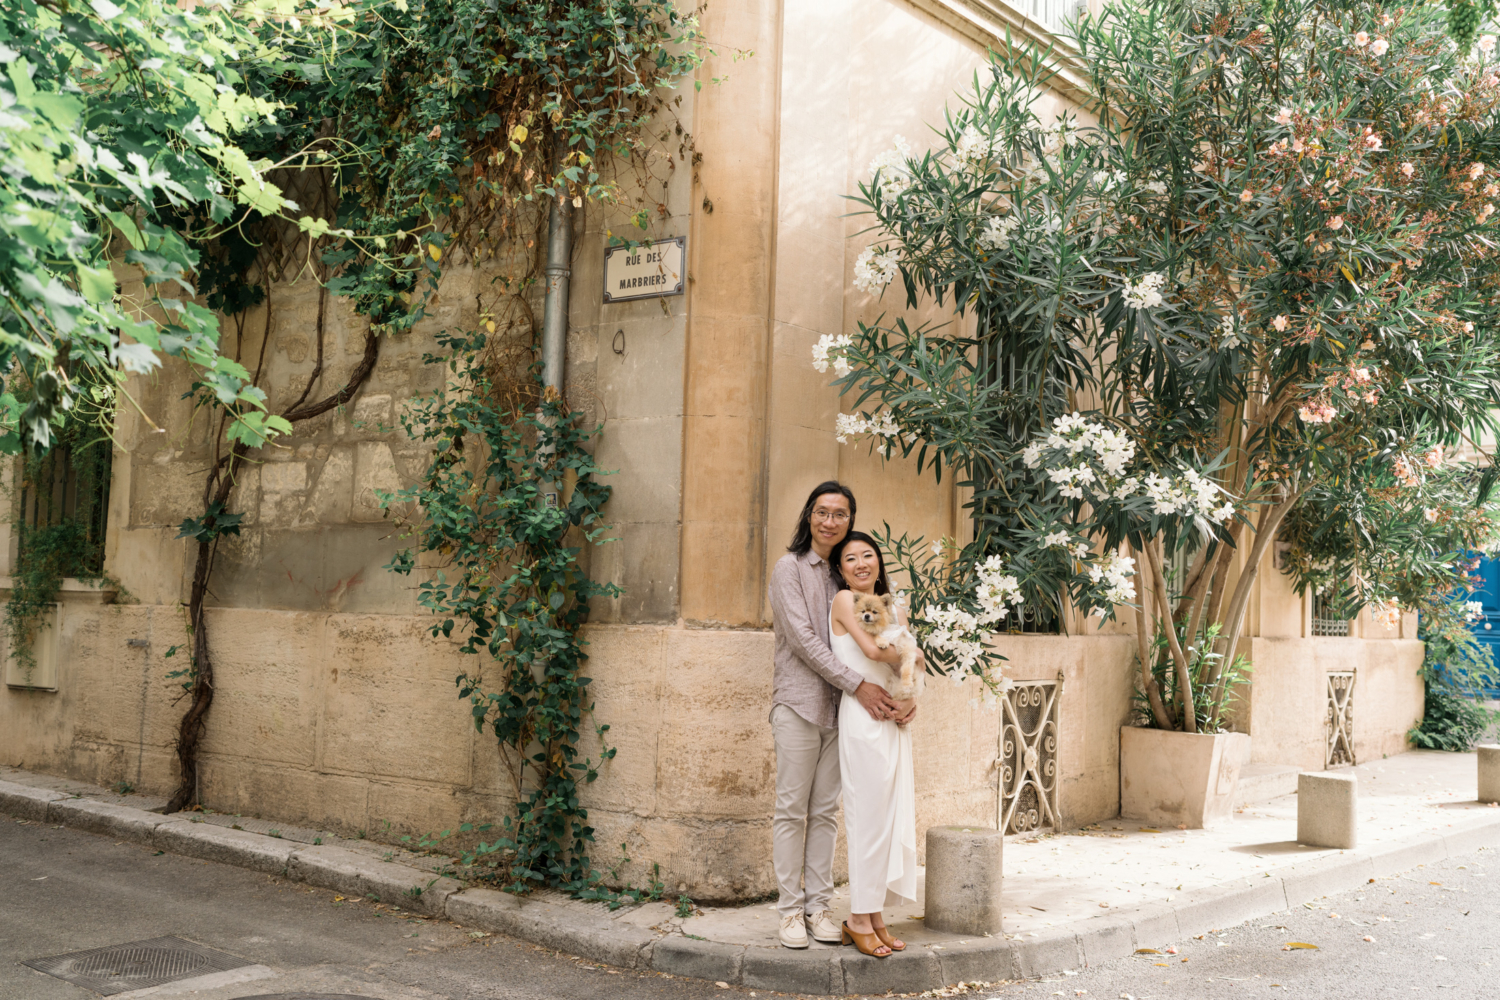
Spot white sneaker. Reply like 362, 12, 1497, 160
806, 909, 842, 944
779, 912, 809, 949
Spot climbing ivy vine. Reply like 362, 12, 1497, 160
383, 337, 621, 893
133, 0, 710, 891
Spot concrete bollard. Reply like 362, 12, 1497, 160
1479, 745, 1500, 804
924, 825, 1004, 936
1297, 771, 1358, 849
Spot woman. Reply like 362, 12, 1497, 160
828, 531, 919, 959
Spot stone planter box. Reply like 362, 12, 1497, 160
1119, 726, 1250, 829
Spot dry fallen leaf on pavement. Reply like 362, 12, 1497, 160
1363, 936, 1375, 942
1283, 942, 1320, 950
715, 981, 729, 988
1135, 948, 1160, 954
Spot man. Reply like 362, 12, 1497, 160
766, 481, 913, 949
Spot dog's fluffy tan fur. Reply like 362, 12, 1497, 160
851, 591, 922, 701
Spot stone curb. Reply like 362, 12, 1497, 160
6, 777, 1500, 996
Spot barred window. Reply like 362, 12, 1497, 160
1310, 592, 1350, 637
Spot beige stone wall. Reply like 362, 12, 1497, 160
0, 0, 1430, 908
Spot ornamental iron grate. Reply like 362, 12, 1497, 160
22, 936, 250, 996
1327, 670, 1356, 768
1310, 592, 1350, 637
998, 672, 1064, 835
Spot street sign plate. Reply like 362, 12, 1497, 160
602, 236, 685, 303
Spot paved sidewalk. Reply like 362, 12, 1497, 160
3, 750, 1499, 996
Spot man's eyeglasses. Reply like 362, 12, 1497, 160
811, 509, 851, 524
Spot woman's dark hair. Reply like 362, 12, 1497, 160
830, 531, 890, 596
786, 480, 857, 555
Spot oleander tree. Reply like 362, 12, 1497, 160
819, 0, 1500, 732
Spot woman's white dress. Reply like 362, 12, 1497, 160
832, 613, 917, 913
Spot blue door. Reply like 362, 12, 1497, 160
1467, 556, 1500, 697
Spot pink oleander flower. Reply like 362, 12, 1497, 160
1401, 162, 1415, 178
1371, 38, 1389, 56
1355, 31, 1370, 47
1482, 35, 1497, 54
1366, 134, 1383, 151
1328, 215, 1344, 230
1298, 402, 1337, 424
1470, 162, 1486, 181
1240, 188, 1254, 203
1274, 108, 1293, 125
1424, 445, 1444, 468
1271, 314, 1290, 331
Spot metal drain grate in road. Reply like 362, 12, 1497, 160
22, 935, 251, 995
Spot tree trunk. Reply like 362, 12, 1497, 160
1145, 541, 1197, 733
1132, 543, 1175, 731
1207, 490, 1301, 711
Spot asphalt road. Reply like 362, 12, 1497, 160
3, 811, 1497, 999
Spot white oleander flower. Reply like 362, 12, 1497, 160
1123, 272, 1167, 310
954, 124, 998, 166
853, 246, 901, 293
1044, 530, 1071, 548
869, 136, 914, 200
1370, 38, 1389, 56
834, 412, 868, 444
810, 332, 852, 373
979, 214, 1021, 251
1086, 551, 1136, 612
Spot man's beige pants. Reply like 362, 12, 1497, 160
771, 703, 841, 921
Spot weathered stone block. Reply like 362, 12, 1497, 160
924, 825, 1004, 936
0, 779, 66, 821
49, 797, 178, 843
933, 938, 1019, 986
1298, 771, 1357, 849
287, 843, 460, 916
260, 462, 308, 493
840, 946, 941, 996
154, 819, 297, 874
1478, 745, 1500, 804
444, 888, 654, 969
352, 441, 400, 522
650, 936, 744, 982
741, 946, 841, 994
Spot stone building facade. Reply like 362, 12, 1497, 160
0, 0, 1421, 902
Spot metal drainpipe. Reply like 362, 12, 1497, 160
540, 138, 572, 394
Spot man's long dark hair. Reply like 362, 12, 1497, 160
830, 530, 891, 596
786, 480, 857, 555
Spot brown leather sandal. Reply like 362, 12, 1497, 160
842, 921, 892, 958
871, 924, 906, 952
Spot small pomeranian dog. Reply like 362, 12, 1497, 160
851, 591, 923, 703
